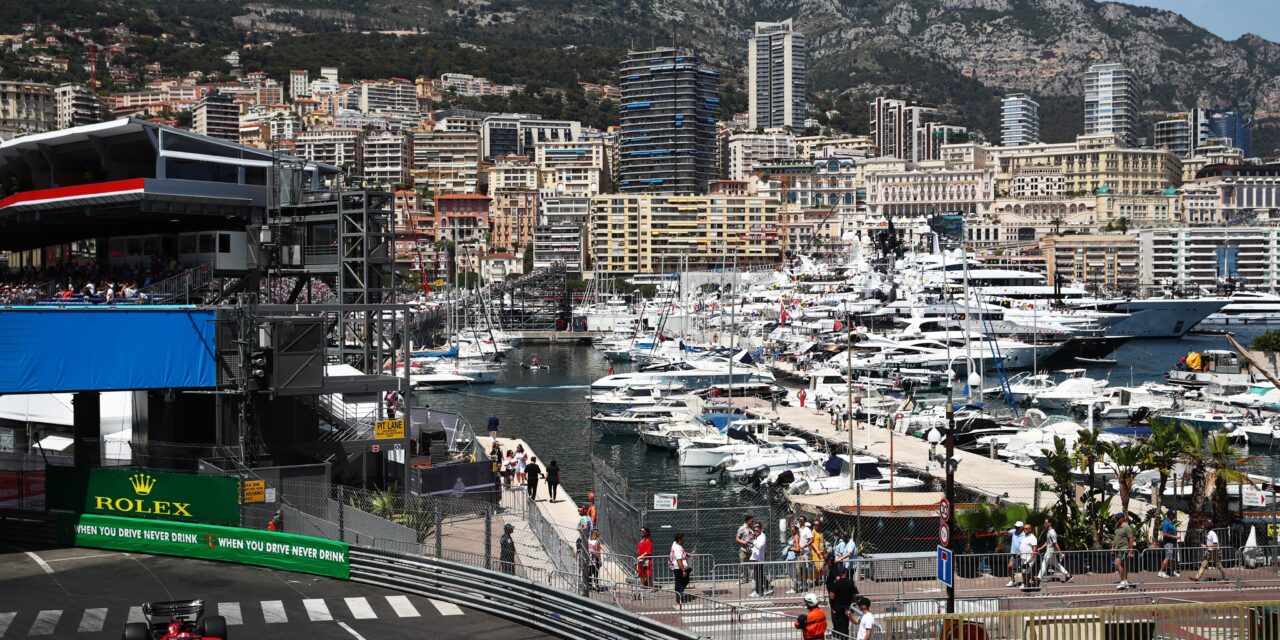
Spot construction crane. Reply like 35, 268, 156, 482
50, 23, 105, 93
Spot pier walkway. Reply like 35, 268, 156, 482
726, 396, 1161, 519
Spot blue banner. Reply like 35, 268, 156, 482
0, 308, 217, 393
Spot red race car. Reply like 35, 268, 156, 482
122, 600, 227, 640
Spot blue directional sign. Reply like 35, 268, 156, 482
937, 546, 954, 587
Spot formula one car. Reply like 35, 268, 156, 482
122, 600, 227, 640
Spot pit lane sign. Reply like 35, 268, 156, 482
375, 419, 405, 440
242, 480, 266, 504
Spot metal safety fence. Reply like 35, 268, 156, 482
879, 600, 1280, 640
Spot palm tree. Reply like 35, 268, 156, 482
1178, 424, 1210, 517
956, 502, 994, 554
1145, 419, 1182, 539
1105, 441, 1147, 517
1205, 432, 1252, 528
1074, 425, 1105, 548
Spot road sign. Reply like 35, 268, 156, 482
938, 498, 951, 521
393, 443, 403, 451
937, 546, 954, 587
939, 522, 951, 547
371, 444, 381, 453
1243, 485, 1267, 508
242, 479, 266, 504
375, 419, 405, 440
653, 493, 678, 510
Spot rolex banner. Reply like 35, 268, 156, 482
59, 513, 349, 579
47, 467, 240, 526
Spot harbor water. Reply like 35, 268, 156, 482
426, 325, 1280, 499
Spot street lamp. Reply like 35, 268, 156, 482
940, 365, 978, 615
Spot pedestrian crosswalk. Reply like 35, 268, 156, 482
0, 595, 463, 637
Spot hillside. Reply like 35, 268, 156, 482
6, 0, 1279, 152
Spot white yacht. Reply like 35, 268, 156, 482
589, 359, 774, 393
591, 403, 698, 436
1203, 291, 1280, 324
1030, 370, 1109, 413
784, 455, 927, 496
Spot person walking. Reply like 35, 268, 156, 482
636, 527, 654, 591
502, 450, 516, 490
827, 564, 858, 638
794, 593, 828, 640
1159, 510, 1181, 578
577, 506, 593, 537
798, 388, 807, 408
1037, 518, 1072, 583
798, 519, 815, 587
671, 533, 692, 605
514, 444, 528, 485
1113, 512, 1136, 590
1018, 522, 1038, 589
750, 521, 772, 597
586, 492, 598, 529
1192, 526, 1227, 582
499, 523, 517, 575
853, 597, 876, 640
546, 460, 561, 502
736, 514, 755, 583
1005, 521, 1026, 588
525, 456, 543, 501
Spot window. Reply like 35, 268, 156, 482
218, 233, 231, 254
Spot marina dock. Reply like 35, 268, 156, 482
731, 396, 1161, 518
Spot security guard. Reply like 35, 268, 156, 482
794, 593, 828, 639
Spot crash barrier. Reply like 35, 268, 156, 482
348, 545, 699, 640
56, 513, 350, 579
880, 600, 1280, 640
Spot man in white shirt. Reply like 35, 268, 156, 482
749, 522, 772, 597
854, 597, 875, 640
670, 533, 691, 604
798, 520, 815, 586
1019, 522, 1038, 588
1192, 528, 1227, 582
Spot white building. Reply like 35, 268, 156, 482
358, 80, 418, 114
289, 70, 310, 100
863, 157, 996, 220
1001, 94, 1039, 147
54, 83, 100, 129
534, 195, 590, 273
320, 67, 339, 83
481, 114, 581, 159
534, 139, 609, 196
488, 155, 539, 191
748, 19, 806, 131
1139, 226, 1280, 291
296, 128, 362, 170
726, 131, 797, 180
193, 93, 239, 142
1083, 63, 1139, 147
361, 130, 411, 185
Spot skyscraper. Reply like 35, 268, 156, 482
748, 19, 806, 131
1000, 94, 1039, 147
617, 48, 719, 194
868, 97, 940, 161
1083, 63, 1139, 147
1208, 110, 1254, 158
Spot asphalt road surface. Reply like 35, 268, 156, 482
0, 544, 552, 639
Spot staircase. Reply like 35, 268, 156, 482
316, 394, 379, 443
137, 263, 215, 304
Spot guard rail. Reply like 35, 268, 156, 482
348, 545, 698, 640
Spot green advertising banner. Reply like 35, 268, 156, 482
47, 467, 240, 526
59, 513, 349, 579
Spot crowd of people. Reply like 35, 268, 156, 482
0, 260, 192, 305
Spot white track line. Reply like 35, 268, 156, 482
78, 608, 108, 633
217, 602, 243, 625
24, 551, 53, 575
385, 596, 420, 618
303, 599, 333, 622
429, 600, 464, 616
337, 621, 369, 640
27, 610, 61, 636
261, 600, 288, 623
344, 597, 376, 620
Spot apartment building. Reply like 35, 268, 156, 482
0, 81, 56, 139
193, 92, 239, 142
410, 129, 481, 194
994, 134, 1180, 195
435, 194, 491, 247
490, 189, 537, 251
1001, 94, 1039, 147
725, 131, 798, 180
289, 70, 310, 100
755, 157, 862, 236
481, 114, 580, 158
747, 19, 806, 131
360, 130, 411, 185
296, 128, 362, 170
617, 48, 720, 194
358, 79, 419, 114
487, 155, 539, 191
1083, 63, 1139, 147
863, 158, 996, 219
54, 83, 100, 129
588, 193, 780, 275
1139, 226, 1280, 291
534, 195, 591, 273
1181, 163, 1280, 225
1041, 233, 1141, 293
868, 97, 941, 161
534, 139, 609, 195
